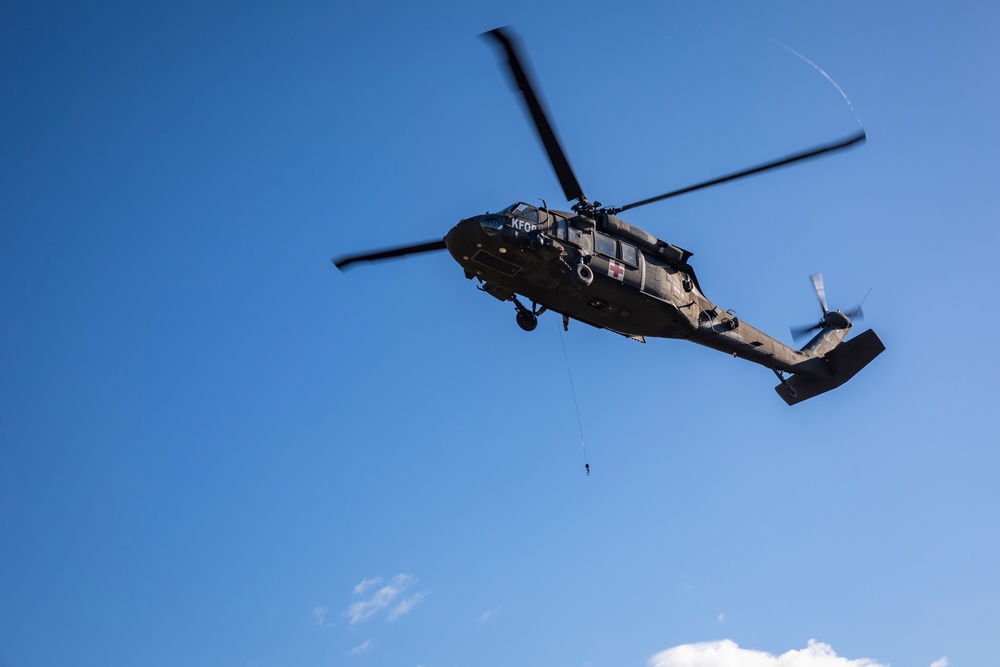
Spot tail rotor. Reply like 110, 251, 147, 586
791, 273, 866, 343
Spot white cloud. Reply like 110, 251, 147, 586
349, 639, 373, 656
479, 604, 502, 623
650, 639, 888, 667
345, 573, 426, 625
717, 613, 726, 624
353, 576, 383, 595
387, 591, 428, 621
929, 659, 948, 667
312, 606, 329, 626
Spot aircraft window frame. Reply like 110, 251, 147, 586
619, 242, 638, 267
554, 218, 568, 241
567, 225, 583, 246
594, 232, 616, 258
513, 203, 539, 223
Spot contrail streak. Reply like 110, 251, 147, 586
770, 39, 863, 127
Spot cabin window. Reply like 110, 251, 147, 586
620, 242, 638, 266
595, 232, 616, 258
567, 225, 583, 245
553, 218, 567, 240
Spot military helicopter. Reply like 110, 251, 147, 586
334, 27, 884, 405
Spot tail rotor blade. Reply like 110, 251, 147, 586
333, 239, 447, 270
484, 27, 586, 204
811, 273, 829, 314
791, 322, 823, 343
846, 287, 872, 324
843, 304, 864, 323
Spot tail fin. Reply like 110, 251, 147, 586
776, 329, 885, 405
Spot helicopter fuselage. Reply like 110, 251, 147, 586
334, 27, 885, 404
446, 202, 840, 378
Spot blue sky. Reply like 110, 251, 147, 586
2, 1, 998, 666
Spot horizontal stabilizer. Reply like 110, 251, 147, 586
776, 329, 885, 405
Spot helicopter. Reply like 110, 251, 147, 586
334, 27, 884, 405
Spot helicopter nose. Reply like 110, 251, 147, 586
445, 217, 483, 262
446, 214, 509, 263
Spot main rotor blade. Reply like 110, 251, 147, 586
612, 130, 866, 214
485, 27, 586, 204
333, 239, 447, 270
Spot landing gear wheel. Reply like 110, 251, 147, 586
573, 262, 594, 287
516, 310, 538, 332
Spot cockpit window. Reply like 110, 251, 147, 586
512, 203, 539, 223
497, 202, 541, 222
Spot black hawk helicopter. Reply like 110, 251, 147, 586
334, 27, 885, 405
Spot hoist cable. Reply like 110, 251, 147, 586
557, 318, 590, 475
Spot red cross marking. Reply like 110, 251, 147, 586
608, 261, 625, 280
